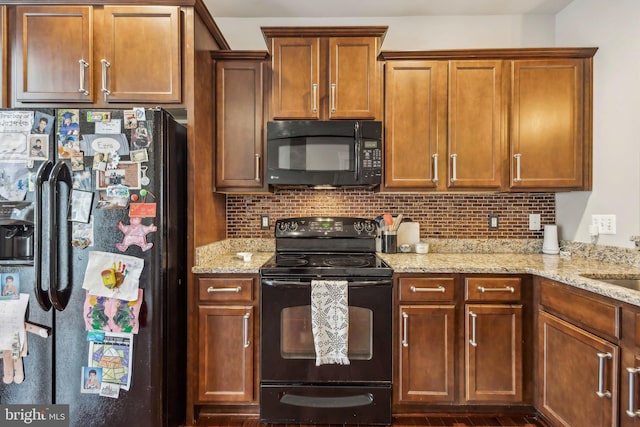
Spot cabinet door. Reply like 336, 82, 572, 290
215, 60, 266, 190
538, 311, 618, 427
101, 6, 181, 103
398, 305, 455, 403
465, 304, 522, 402
448, 61, 505, 190
384, 60, 447, 189
271, 37, 319, 119
14, 6, 93, 102
198, 305, 254, 403
328, 37, 379, 119
510, 59, 585, 189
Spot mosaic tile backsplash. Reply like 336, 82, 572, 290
226, 189, 555, 239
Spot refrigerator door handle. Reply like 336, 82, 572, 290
48, 161, 73, 312
34, 161, 53, 311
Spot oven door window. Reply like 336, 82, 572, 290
281, 305, 372, 360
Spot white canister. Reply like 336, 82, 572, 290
542, 225, 560, 255
415, 242, 429, 254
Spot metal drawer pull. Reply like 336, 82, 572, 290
596, 352, 613, 398
78, 59, 89, 95
255, 154, 261, 182
330, 83, 336, 112
450, 154, 458, 182
401, 312, 409, 347
477, 286, 515, 293
312, 83, 318, 113
100, 59, 111, 95
627, 367, 640, 417
469, 311, 478, 347
513, 153, 522, 182
432, 153, 439, 183
243, 313, 250, 348
207, 286, 241, 293
410, 285, 445, 293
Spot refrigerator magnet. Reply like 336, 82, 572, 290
129, 203, 156, 218
81, 366, 102, 394
116, 218, 157, 252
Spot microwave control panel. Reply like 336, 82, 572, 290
361, 140, 382, 181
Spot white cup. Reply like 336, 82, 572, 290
415, 242, 429, 254
236, 252, 253, 262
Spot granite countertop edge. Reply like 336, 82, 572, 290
193, 239, 640, 307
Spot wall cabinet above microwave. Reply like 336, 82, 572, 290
262, 27, 386, 121
380, 48, 597, 192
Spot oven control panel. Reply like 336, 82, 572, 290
275, 217, 377, 238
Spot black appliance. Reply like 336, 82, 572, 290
0, 108, 187, 427
266, 120, 382, 188
260, 217, 393, 425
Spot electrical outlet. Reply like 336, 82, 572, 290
488, 214, 499, 230
260, 214, 270, 230
592, 214, 616, 235
529, 214, 541, 231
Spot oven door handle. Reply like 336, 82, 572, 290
262, 279, 391, 287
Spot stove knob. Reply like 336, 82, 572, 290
353, 221, 364, 233
277, 222, 288, 233
289, 221, 299, 232
364, 221, 375, 233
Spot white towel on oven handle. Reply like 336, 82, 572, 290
310, 279, 350, 366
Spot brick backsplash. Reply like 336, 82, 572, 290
226, 189, 555, 239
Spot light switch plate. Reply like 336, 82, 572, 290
592, 214, 616, 235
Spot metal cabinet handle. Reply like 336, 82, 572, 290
410, 285, 445, 293
477, 286, 515, 293
100, 59, 111, 96
627, 367, 640, 417
513, 153, 522, 182
78, 59, 89, 95
255, 154, 261, 182
312, 83, 318, 113
450, 154, 457, 182
330, 83, 336, 112
207, 286, 241, 293
401, 312, 409, 347
596, 352, 613, 398
469, 311, 478, 347
432, 153, 439, 183
243, 313, 251, 348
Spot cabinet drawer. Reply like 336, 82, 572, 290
399, 277, 455, 302
539, 279, 619, 339
198, 277, 254, 302
465, 277, 521, 301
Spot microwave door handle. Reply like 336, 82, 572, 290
48, 161, 73, 312
354, 122, 361, 180
34, 161, 53, 312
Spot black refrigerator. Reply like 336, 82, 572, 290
0, 108, 187, 427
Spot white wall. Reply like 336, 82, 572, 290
215, 16, 555, 50
555, 0, 640, 247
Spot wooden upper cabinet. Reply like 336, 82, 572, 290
384, 60, 446, 189
328, 37, 379, 119
102, 6, 181, 103
270, 37, 319, 119
0, 6, 7, 107
510, 59, 585, 190
13, 5, 181, 104
213, 53, 268, 191
264, 26, 386, 120
448, 60, 505, 190
15, 6, 93, 102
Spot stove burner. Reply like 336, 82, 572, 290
275, 253, 309, 267
323, 256, 370, 268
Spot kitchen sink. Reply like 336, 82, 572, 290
580, 275, 640, 291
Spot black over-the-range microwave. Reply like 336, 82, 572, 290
266, 120, 382, 188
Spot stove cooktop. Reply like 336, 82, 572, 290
260, 252, 392, 277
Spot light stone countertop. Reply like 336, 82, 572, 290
193, 238, 640, 307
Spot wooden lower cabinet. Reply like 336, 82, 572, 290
464, 304, 523, 402
398, 304, 456, 402
198, 305, 254, 402
537, 311, 618, 427
193, 275, 259, 406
